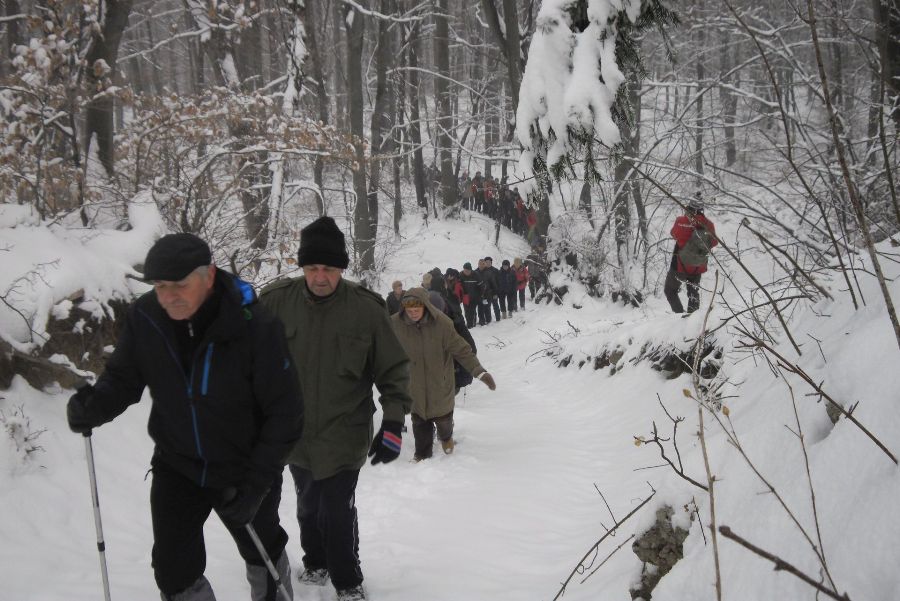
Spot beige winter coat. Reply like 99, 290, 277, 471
390, 288, 484, 419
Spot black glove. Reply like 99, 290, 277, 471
218, 482, 270, 527
67, 384, 96, 434
368, 420, 403, 465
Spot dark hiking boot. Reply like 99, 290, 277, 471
441, 438, 455, 454
297, 567, 329, 586
336, 585, 367, 601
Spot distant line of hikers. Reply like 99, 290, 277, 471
457, 171, 539, 244
385, 253, 549, 331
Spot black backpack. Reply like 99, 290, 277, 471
452, 315, 476, 389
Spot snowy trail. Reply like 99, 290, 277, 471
353, 306, 658, 601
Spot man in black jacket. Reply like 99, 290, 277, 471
481, 257, 502, 322
458, 262, 482, 328
66, 233, 303, 601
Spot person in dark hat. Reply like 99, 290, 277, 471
260, 217, 412, 601
444, 267, 463, 315
458, 262, 482, 329
66, 233, 303, 601
497, 259, 517, 318
665, 195, 718, 314
479, 257, 501, 323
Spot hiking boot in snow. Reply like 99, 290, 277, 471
297, 567, 329, 586
248, 552, 292, 600
501, 311, 507, 319
441, 438, 455, 454
336, 585, 367, 600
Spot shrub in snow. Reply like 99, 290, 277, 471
1, 405, 45, 466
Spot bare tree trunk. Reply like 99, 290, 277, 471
2, 0, 22, 78
305, 0, 329, 216
481, 0, 523, 114
873, 0, 900, 127
367, 0, 395, 230
719, 26, 737, 166
84, 0, 134, 179
407, 17, 428, 208
258, 0, 272, 83
579, 182, 593, 228
626, 76, 648, 250
345, 1, 374, 272
332, 1, 347, 132
433, 0, 456, 208
236, 1, 263, 90
694, 23, 705, 179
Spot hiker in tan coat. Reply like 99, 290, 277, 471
390, 287, 496, 460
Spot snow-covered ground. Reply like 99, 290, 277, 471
1, 205, 899, 601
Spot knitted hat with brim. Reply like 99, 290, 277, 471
297, 216, 349, 268
141, 233, 211, 282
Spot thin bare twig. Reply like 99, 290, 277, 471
579, 534, 635, 584
695, 273, 722, 600
784, 379, 836, 589
552, 491, 656, 601
718, 526, 851, 601
736, 328, 898, 465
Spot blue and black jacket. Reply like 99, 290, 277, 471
85, 270, 303, 490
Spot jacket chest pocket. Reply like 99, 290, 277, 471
338, 334, 369, 379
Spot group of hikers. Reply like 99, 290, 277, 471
62, 191, 717, 601
65, 217, 497, 601
386, 254, 548, 332
457, 171, 540, 243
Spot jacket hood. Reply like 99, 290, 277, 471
399, 287, 442, 321
220, 270, 257, 308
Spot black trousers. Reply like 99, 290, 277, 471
150, 461, 288, 597
477, 299, 492, 325
290, 465, 363, 590
464, 302, 477, 328
491, 297, 501, 320
505, 291, 518, 312
664, 269, 702, 313
411, 411, 454, 459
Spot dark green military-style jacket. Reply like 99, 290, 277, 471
260, 276, 411, 479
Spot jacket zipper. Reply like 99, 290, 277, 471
138, 308, 212, 487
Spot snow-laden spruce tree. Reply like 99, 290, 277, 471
515, 0, 676, 300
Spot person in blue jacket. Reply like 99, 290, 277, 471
66, 233, 303, 601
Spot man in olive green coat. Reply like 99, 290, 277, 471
260, 217, 411, 601
391, 287, 496, 461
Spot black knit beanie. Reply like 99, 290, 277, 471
297, 217, 349, 268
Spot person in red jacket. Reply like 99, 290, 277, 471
664, 197, 718, 314
512, 257, 530, 309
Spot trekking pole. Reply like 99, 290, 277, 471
244, 523, 292, 601
83, 432, 112, 601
